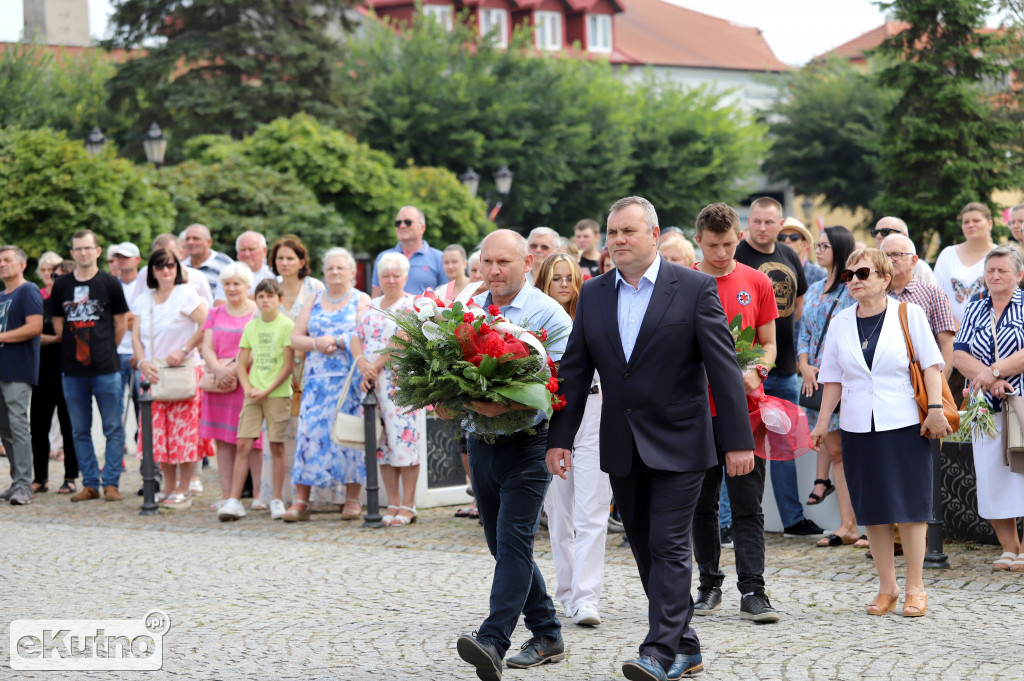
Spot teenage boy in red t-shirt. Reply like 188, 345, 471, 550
690, 202, 783, 623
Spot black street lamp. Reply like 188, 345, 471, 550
461, 166, 514, 222
459, 167, 481, 198
493, 165, 514, 197
802, 196, 814, 225
84, 127, 106, 157
142, 122, 167, 168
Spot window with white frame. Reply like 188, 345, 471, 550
480, 8, 508, 47
423, 4, 453, 31
534, 11, 562, 51
586, 14, 611, 52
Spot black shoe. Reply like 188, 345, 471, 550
457, 632, 503, 681
693, 587, 721, 616
506, 634, 565, 668
622, 655, 668, 681
740, 593, 780, 623
667, 652, 704, 679
783, 518, 824, 537
720, 525, 734, 549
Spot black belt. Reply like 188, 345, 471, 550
485, 420, 549, 445
588, 384, 601, 395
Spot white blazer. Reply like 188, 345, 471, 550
818, 297, 944, 433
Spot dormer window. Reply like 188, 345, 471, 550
480, 8, 508, 48
423, 4, 453, 30
534, 11, 562, 51
587, 14, 612, 52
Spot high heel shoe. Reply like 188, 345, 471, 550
865, 592, 899, 615
902, 593, 927, 617
282, 499, 311, 523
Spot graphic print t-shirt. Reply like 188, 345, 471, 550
239, 314, 294, 397
48, 271, 129, 376
735, 240, 807, 376
0, 282, 44, 384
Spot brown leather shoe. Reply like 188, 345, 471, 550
70, 486, 100, 502
103, 485, 122, 501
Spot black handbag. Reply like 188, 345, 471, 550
799, 291, 841, 414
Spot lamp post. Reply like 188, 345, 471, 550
459, 167, 481, 198
84, 127, 106, 156
142, 122, 167, 168
801, 196, 814, 226
460, 166, 514, 222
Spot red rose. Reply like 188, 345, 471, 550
479, 322, 491, 334
552, 394, 567, 411
504, 332, 516, 342
463, 312, 475, 323
488, 304, 501, 316
546, 377, 559, 393
540, 328, 548, 342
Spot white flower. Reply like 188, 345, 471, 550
415, 298, 439, 321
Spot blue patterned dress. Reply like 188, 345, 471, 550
798, 279, 854, 432
293, 291, 367, 487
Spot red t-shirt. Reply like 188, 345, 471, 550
694, 262, 777, 416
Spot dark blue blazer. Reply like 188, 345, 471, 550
548, 260, 754, 476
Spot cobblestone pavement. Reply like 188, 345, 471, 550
2, 459, 1023, 680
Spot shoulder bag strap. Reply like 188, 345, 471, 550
812, 289, 843, 362
335, 360, 358, 414
148, 293, 155, 362
990, 309, 1001, 363
898, 301, 917, 363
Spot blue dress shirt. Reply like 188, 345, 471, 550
614, 255, 662, 363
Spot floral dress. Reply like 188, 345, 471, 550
797, 279, 854, 432
292, 290, 367, 487
356, 295, 425, 467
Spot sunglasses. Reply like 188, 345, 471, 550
870, 227, 901, 238
777, 233, 804, 243
839, 267, 881, 283
395, 219, 416, 228
153, 262, 177, 271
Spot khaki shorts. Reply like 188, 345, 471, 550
238, 396, 291, 443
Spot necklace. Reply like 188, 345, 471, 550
857, 312, 885, 350
325, 289, 351, 304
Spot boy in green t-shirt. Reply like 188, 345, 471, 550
219, 279, 294, 522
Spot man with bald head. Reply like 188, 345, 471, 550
182, 223, 232, 304
372, 205, 445, 297
871, 216, 936, 285
449, 229, 573, 680
235, 230, 275, 293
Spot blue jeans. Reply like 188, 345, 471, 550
62, 372, 126, 490
718, 472, 732, 527
468, 431, 560, 657
118, 354, 139, 438
761, 372, 804, 528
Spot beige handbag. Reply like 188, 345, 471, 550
991, 312, 1024, 473
199, 357, 237, 393
330, 364, 382, 449
148, 295, 198, 402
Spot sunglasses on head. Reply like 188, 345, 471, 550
395, 219, 416, 227
839, 267, 880, 283
153, 262, 177, 271
870, 227, 900, 238
777, 233, 804, 243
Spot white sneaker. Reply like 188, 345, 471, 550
270, 499, 286, 520
218, 498, 246, 522
572, 605, 601, 626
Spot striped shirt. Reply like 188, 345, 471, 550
953, 287, 1024, 411
888, 278, 957, 340
614, 255, 662, 363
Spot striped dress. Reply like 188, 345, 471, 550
199, 304, 264, 448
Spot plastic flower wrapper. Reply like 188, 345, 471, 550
747, 385, 814, 461
384, 289, 568, 442
949, 387, 997, 443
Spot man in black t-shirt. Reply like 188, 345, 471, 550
50, 230, 130, 502
735, 197, 823, 538
573, 219, 603, 278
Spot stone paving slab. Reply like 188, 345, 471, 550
1, 459, 1023, 680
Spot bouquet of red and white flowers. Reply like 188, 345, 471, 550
385, 289, 567, 441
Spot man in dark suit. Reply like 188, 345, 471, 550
547, 196, 755, 681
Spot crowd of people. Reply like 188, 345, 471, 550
2, 195, 1024, 679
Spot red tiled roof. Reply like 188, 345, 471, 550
611, 0, 789, 71
0, 41, 135, 62
816, 21, 909, 62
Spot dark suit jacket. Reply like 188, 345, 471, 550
548, 260, 755, 476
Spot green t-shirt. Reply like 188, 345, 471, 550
239, 314, 294, 397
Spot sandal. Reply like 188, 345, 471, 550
993, 551, 1017, 571
853, 535, 869, 549
468, 507, 479, 519
57, 479, 76, 495
30, 481, 50, 494
384, 505, 400, 524
283, 499, 311, 523
902, 593, 927, 617
454, 506, 472, 518
816, 533, 857, 547
807, 478, 835, 505
340, 499, 362, 520
388, 506, 417, 526
1010, 552, 1024, 572
865, 592, 899, 616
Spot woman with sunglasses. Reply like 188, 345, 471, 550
797, 227, 861, 548
811, 248, 952, 617
535, 253, 610, 626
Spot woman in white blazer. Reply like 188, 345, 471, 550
811, 248, 952, 619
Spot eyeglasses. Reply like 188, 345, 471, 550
153, 262, 177, 271
814, 242, 831, 252
394, 219, 417, 228
870, 227, 901, 238
884, 251, 914, 261
777, 233, 804, 243
839, 267, 882, 283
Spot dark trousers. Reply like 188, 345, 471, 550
692, 418, 766, 595
611, 443, 704, 670
30, 366, 79, 483
468, 431, 560, 657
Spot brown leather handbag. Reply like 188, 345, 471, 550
898, 302, 960, 433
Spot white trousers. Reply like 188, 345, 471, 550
544, 390, 610, 614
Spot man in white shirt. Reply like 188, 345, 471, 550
235, 230, 276, 294
110, 242, 145, 426
182, 223, 231, 305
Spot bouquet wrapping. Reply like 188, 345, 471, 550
949, 388, 996, 443
385, 286, 567, 442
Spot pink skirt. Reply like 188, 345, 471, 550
200, 382, 264, 449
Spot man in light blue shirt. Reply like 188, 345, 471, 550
452, 229, 571, 680
371, 205, 446, 296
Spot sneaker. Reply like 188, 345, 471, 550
456, 632, 503, 681
783, 518, 825, 537
218, 498, 246, 522
740, 593, 780, 623
0, 485, 16, 501
607, 515, 625, 533
505, 634, 565, 669
572, 604, 601, 626
720, 525, 734, 549
270, 499, 286, 520
9, 487, 32, 505
693, 587, 722, 616
189, 477, 203, 494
